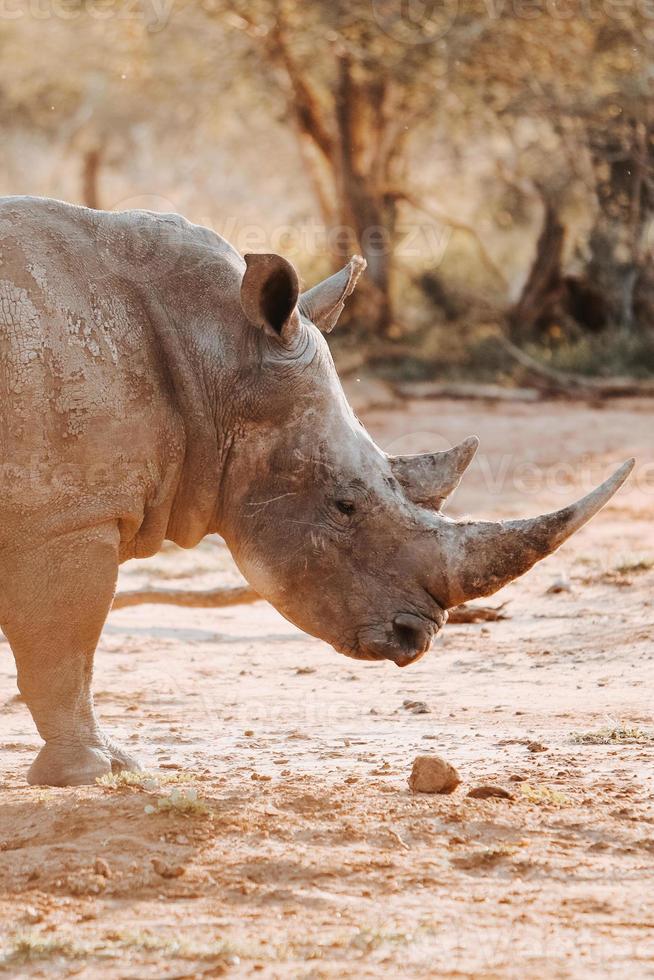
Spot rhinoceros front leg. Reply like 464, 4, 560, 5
2, 523, 140, 787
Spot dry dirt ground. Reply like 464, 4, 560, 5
0, 392, 653, 979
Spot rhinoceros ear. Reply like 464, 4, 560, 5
299, 255, 367, 333
241, 253, 301, 340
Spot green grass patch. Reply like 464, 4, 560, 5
525, 329, 654, 379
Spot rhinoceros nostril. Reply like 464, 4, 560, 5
392, 614, 432, 656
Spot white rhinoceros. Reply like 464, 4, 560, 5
0, 197, 633, 786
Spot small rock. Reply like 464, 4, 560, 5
151, 858, 185, 879
466, 785, 514, 800
23, 906, 43, 924
546, 575, 572, 594
408, 755, 460, 794
403, 699, 430, 715
527, 741, 548, 753
94, 858, 111, 879
509, 774, 527, 782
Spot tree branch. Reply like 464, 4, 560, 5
112, 584, 259, 610
269, 11, 335, 164
113, 584, 509, 627
394, 189, 509, 290
498, 335, 654, 397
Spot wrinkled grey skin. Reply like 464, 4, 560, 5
0, 197, 633, 787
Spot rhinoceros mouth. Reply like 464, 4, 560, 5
342, 644, 429, 668
356, 642, 430, 668
337, 614, 438, 667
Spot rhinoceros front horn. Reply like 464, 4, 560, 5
430, 458, 634, 608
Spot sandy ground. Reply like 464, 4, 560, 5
0, 391, 653, 979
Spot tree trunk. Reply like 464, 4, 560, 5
585, 112, 654, 330
333, 55, 396, 336
81, 146, 102, 210
269, 20, 399, 337
509, 201, 566, 339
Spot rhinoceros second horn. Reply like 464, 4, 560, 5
390, 435, 480, 510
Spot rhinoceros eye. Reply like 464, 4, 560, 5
335, 498, 356, 517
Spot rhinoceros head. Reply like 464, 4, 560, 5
219, 251, 633, 667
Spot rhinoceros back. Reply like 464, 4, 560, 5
0, 197, 229, 549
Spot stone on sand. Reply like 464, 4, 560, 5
408, 755, 461, 794
466, 784, 514, 800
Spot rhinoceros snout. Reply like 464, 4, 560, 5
391, 613, 435, 667
359, 614, 436, 668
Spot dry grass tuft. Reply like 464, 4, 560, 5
144, 787, 210, 817
571, 723, 654, 745
1, 929, 240, 969
97, 770, 198, 790
614, 556, 654, 576
1, 932, 84, 965
520, 783, 571, 806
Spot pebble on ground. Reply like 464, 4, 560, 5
408, 755, 461, 794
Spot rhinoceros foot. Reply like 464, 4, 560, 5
27, 738, 141, 787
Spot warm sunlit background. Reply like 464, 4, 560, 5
2, 0, 654, 384
1, 5, 653, 978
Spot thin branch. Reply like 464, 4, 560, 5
296, 131, 337, 227
393, 189, 509, 290
498, 335, 654, 397
448, 604, 509, 623
269, 11, 335, 164
221, 2, 335, 166
112, 584, 259, 610
112, 586, 509, 627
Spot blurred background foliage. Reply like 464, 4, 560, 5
1, 0, 654, 381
